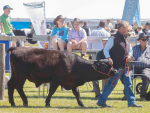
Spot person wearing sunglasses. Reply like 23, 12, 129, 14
130, 33, 150, 101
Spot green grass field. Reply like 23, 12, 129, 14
0, 54, 150, 113
0, 79, 150, 113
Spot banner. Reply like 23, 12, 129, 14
135, 1, 141, 26
122, 0, 139, 25
23, 2, 46, 35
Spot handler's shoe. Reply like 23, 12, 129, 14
128, 104, 142, 107
97, 103, 111, 108
94, 94, 100, 100
121, 95, 127, 100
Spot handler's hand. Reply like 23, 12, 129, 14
130, 57, 135, 61
107, 57, 113, 66
126, 55, 132, 62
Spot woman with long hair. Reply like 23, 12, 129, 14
51, 15, 69, 51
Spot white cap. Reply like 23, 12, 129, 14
102, 38, 108, 41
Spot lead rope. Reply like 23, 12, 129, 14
111, 58, 129, 86
93, 58, 129, 86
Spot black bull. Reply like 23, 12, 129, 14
7, 47, 116, 107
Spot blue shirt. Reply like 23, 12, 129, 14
133, 44, 150, 68
104, 37, 133, 58
51, 26, 69, 42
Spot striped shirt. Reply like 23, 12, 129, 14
133, 44, 150, 68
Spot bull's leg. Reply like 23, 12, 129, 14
45, 81, 59, 107
72, 87, 85, 107
15, 78, 28, 106
8, 77, 16, 106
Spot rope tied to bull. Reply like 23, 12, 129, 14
92, 58, 129, 86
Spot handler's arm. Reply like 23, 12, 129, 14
103, 37, 114, 65
103, 37, 114, 58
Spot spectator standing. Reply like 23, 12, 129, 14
137, 26, 143, 36
115, 19, 120, 29
146, 22, 150, 36
143, 22, 149, 34
46, 24, 52, 35
90, 20, 110, 50
106, 19, 113, 32
82, 21, 91, 36
67, 22, 72, 32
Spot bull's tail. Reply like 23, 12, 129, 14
7, 47, 16, 53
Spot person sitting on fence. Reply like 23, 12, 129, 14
51, 15, 69, 51
67, 18, 87, 58
0, 5, 16, 46
122, 33, 150, 101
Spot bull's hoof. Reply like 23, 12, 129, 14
11, 103, 16, 107
45, 104, 51, 107
81, 104, 86, 107
23, 103, 28, 107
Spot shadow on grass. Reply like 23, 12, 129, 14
0, 105, 102, 109
13, 95, 95, 100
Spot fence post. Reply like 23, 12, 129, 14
0, 44, 5, 100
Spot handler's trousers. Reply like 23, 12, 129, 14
97, 68, 136, 107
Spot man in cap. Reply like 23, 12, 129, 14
92, 38, 109, 100
124, 33, 150, 101
0, 5, 16, 46
145, 22, 150, 36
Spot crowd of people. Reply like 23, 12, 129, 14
0, 5, 150, 108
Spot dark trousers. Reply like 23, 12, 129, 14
123, 68, 150, 98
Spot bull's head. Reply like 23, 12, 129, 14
92, 61, 117, 77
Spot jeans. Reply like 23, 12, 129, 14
97, 68, 136, 106
6, 32, 15, 36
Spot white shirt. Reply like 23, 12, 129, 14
89, 27, 111, 50
138, 30, 143, 36
106, 22, 113, 30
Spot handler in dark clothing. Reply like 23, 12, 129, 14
97, 21, 142, 107
93, 38, 109, 100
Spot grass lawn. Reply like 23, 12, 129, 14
0, 54, 150, 113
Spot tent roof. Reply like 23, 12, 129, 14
0, 0, 150, 20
